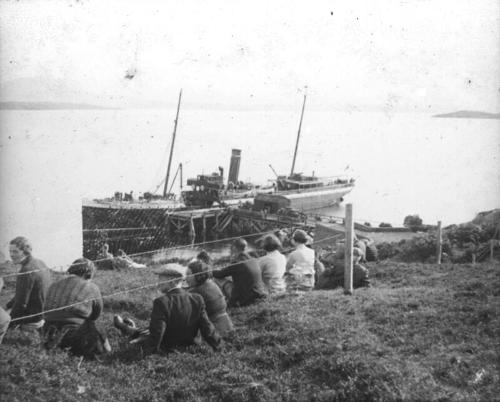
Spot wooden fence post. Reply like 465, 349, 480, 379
344, 203, 354, 295
436, 220, 442, 265
490, 240, 495, 262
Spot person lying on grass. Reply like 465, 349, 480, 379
114, 263, 221, 353
42, 258, 111, 359
186, 260, 234, 337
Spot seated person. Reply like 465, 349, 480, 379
316, 247, 371, 289
259, 234, 286, 294
352, 248, 371, 288
6, 236, 51, 329
285, 230, 316, 291
114, 264, 221, 353
42, 258, 110, 358
186, 260, 234, 336
0, 277, 11, 344
96, 243, 115, 270
212, 238, 267, 307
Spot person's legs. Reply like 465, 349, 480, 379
0, 307, 11, 344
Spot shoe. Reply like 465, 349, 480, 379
123, 317, 136, 329
113, 314, 135, 336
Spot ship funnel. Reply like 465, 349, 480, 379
228, 149, 241, 185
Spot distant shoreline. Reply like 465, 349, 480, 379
433, 110, 500, 119
0, 101, 118, 110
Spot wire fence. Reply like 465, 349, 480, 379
1, 228, 296, 280
8, 234, 342, 324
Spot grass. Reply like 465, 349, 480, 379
1, 261, 499, 401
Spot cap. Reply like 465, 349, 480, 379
153, 263, 186, 278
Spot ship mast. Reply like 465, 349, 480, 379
163, 89, 182, 197
290, 94, 307, 176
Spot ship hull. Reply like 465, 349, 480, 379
280, 185, 354, 211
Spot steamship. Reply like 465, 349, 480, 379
253, 93, 355, 213
181, 149, 273, 208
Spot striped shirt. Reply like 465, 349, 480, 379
44, 275, 102, 325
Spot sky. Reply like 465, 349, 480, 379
0, 0, 499, 112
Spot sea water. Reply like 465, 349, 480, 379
1, 108, 499, 265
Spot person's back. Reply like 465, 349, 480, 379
149, 288, 220, 351
44, 275, 102, 326
187, 260, 234, 336
212, 238, 267, 307
214, 250, 267, 307
260, 251, 286, 294
191, 279, 227, 320
41, 258, 109, 359
286, 230, 316, 291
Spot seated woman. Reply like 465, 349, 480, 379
186, 260, 234, 336
286, 230, 316, 291
259, 234, 286, 295
42, 258, 110, 358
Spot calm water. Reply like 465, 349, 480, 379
1, 108, 499, 265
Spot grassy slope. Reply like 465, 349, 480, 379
1, 262, 499, 402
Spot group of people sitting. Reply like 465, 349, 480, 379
0, 229, 370, 358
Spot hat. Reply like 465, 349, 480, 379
153, 263, 186, 278
293, 229, 308, 244
68, 258, 95, 278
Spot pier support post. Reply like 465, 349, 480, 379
202, 214, 207, 243
344, 203, 354, 295
436, 220, 442, 265
189, 216, 195, 246
214, 212, 219, 240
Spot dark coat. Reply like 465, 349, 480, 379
148, 288, 221, 352
212, 252, 267, 307
7, 256, 51, 324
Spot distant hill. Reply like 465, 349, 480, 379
0, 101, 117, 110
433, 110, 500, 119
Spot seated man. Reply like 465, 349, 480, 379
42, 258, 110, 358
6, 236, 51, 329
114, 264, 221, 353
212, 238, 267, 307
